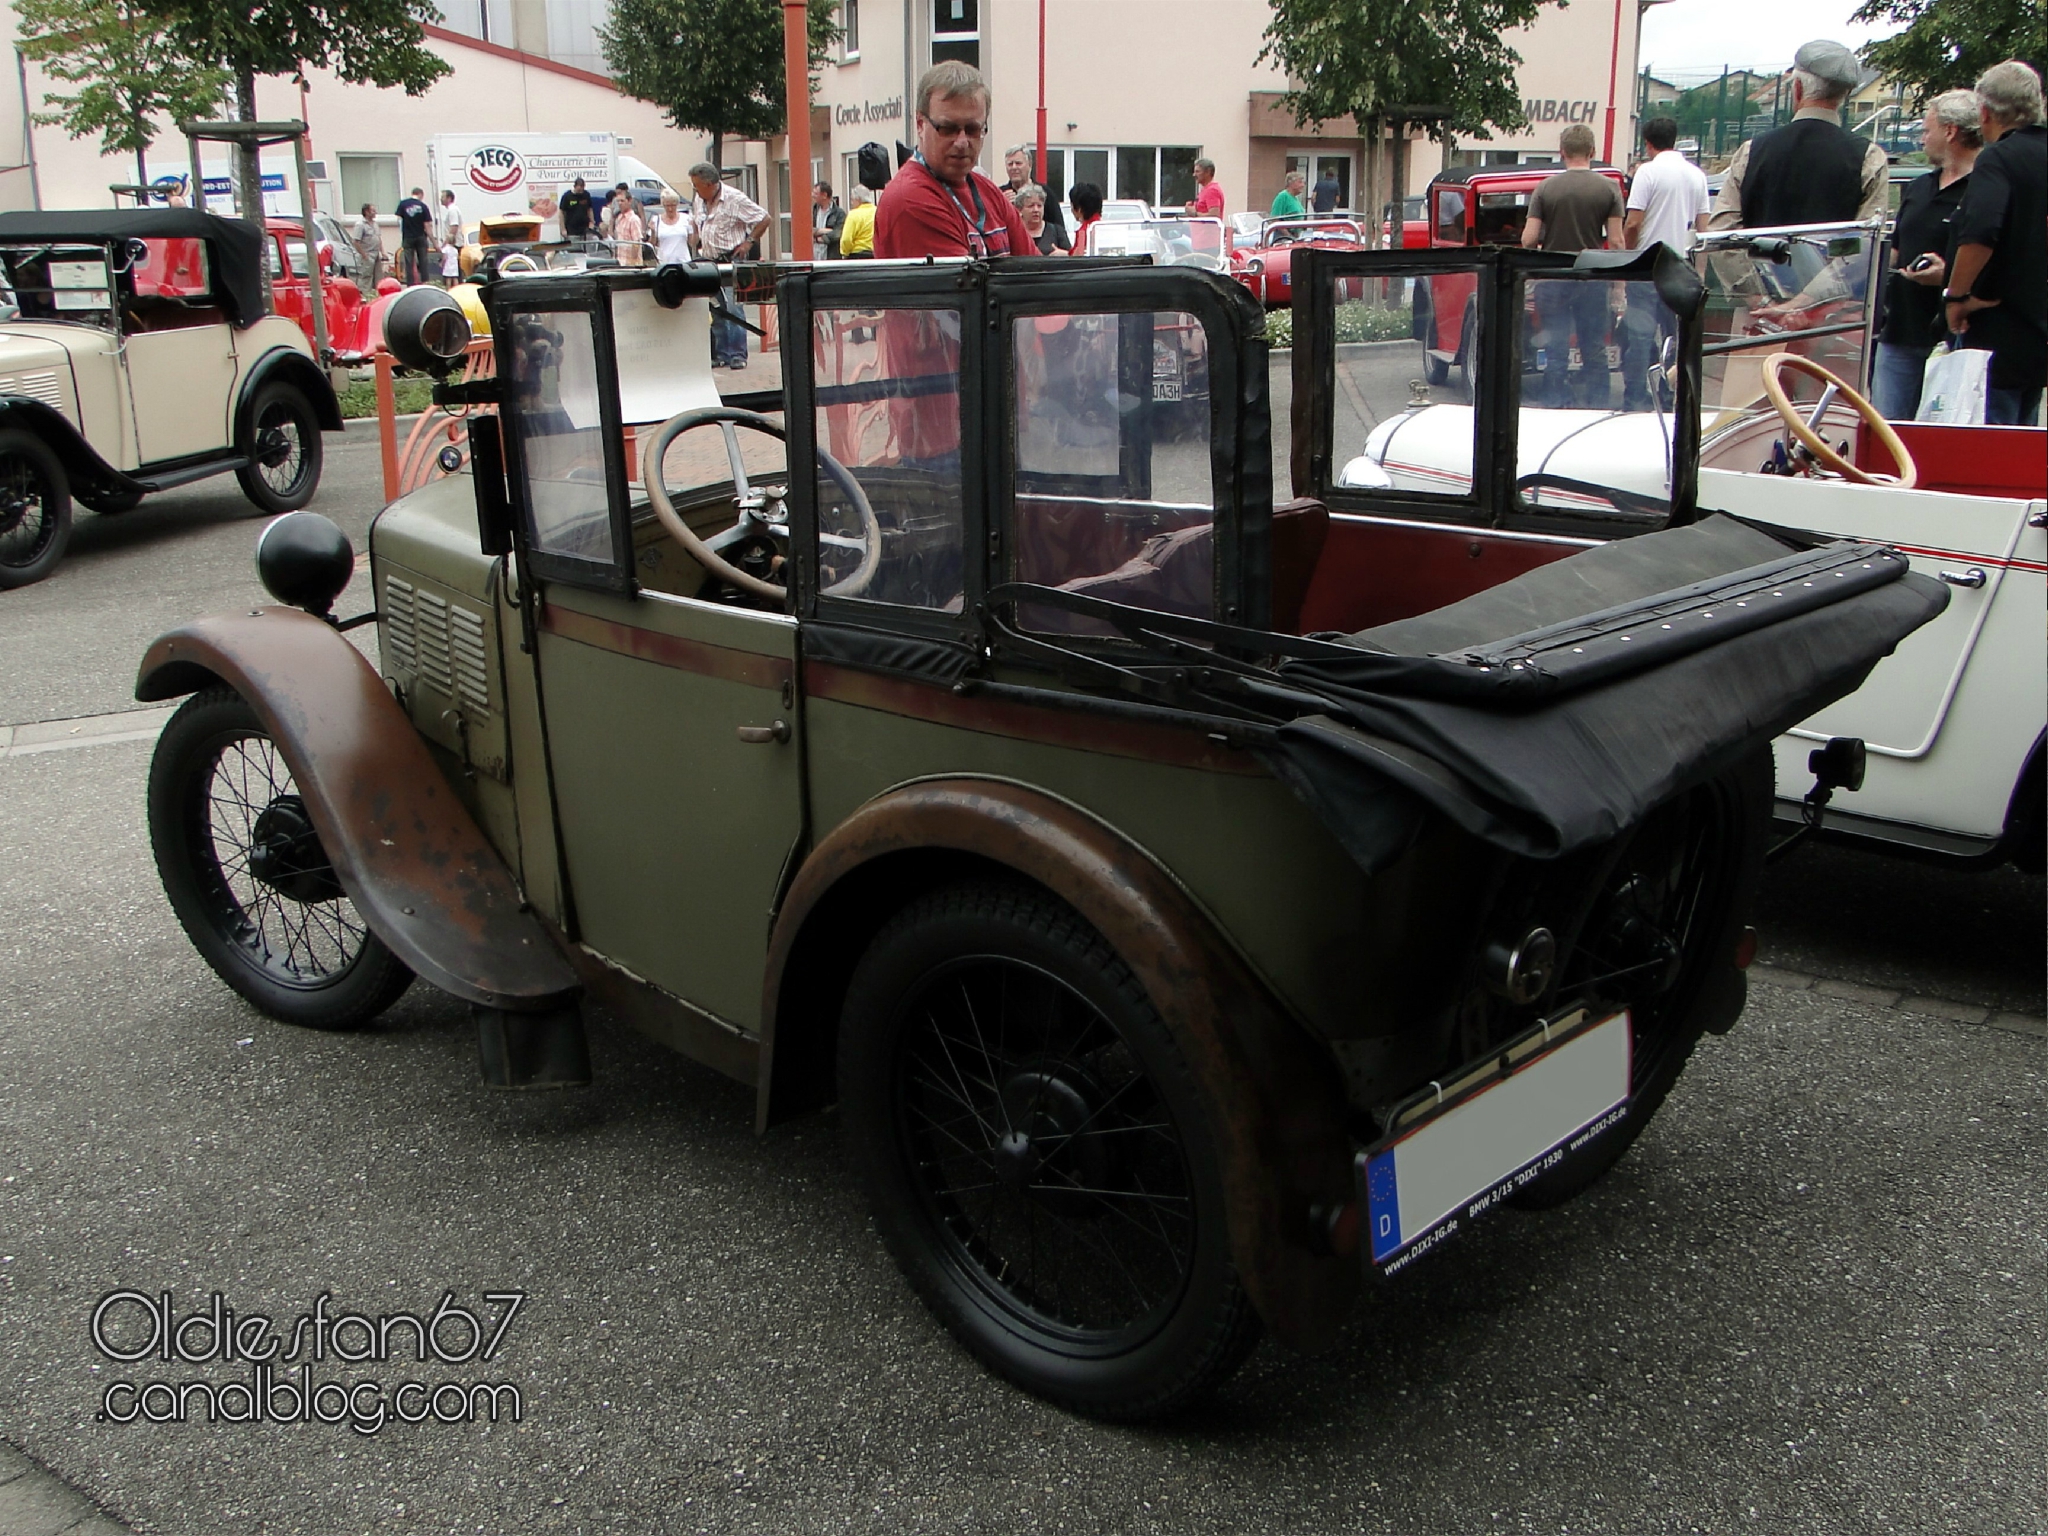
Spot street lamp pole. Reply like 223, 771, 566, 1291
1036, 0, 1048, 185
1602, 0, 1626, 161
784, 0, 813, 259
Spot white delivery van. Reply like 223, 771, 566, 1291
429, 134, 676, 242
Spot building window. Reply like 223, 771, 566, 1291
775, 159, 793, 257
1041, 146, 1200, 215
931, 0, 978, 69
338, 153, 401, 217
841, 0, 860, 59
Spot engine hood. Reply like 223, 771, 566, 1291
0, 324, 88, 419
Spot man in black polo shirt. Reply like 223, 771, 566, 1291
1944, 60, 2047, 426
1710, 40, 1888, 230
558, 177, 595, 246
394, 187, 434, 286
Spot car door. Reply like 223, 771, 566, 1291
494, 274, 804, 1036
122, 235, 237, 462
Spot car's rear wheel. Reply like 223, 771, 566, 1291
1511, 751, 1769, 1208
235, 382, 324, 515
0, 429, 73, 588
148, 686, 412, 1030
840, 881, 1258, 1419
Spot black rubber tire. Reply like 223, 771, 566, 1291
1453, 298, 1479, 404
839, 881, 1259, 1419
1511, 751, 1771, 1209
234, 382, 324, 515
0, 428, 73, 588
78, 489, 145, 516
148, 686, 413, 1030
1423, 349, 1450, 387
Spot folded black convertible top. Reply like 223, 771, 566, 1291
1263, 515, 1948, 866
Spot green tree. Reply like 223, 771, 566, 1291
1259, 0, 1569, 224
15, 0, 230, 191
600, 0, 838, 172
1850, 0, 2048, 101
135, 0, 450, 218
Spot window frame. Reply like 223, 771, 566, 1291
781, 265, 989, 643
486, 271, 640, 594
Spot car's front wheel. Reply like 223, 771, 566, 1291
0, 428, 73, 588
148, 686, 412, 1030
235, 382, 324, 515
839, 881, 1258, 1419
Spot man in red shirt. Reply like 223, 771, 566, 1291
1185, 157, 1225, 217
876, 61, 1032, 259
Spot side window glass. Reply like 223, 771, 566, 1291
1434, 191, 1466, 244
505, 309, 616, 565
1515, 271, 1675, 525
1332, 267, 1485, 499
1699, 225, 1878, 412
812, 306, 966, 610
1009, 308, 1214, 629
1474, 191, 1531, 247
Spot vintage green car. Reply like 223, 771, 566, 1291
136, 249, 1941, 1418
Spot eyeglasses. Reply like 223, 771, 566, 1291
925, 117, 987, 139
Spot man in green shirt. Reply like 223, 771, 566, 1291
1270, 170, 1307, 218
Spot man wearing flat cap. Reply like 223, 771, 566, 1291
1710, 40, 1890, 230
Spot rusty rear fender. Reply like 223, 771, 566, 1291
759, 778, 1360, 1354
137, 606, 578, 1013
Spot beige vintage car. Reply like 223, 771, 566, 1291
0, 208, 339, 587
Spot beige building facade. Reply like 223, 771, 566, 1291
2, 0, 1658, 250
799, 0, 1657, 231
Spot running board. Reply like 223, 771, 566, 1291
1771, 797, 2003, 862
131, 456, 248, 493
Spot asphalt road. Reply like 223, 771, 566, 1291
0, 419, 2041, 1535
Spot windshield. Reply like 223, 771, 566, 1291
1697, 220, 1881, 410
1263, 218, 1365, 247
1083, 218, 1227, 269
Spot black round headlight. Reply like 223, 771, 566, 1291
383, 284, 473, 375
256, 512, 354, 616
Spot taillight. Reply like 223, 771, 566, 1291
1733, 926, 1759, 969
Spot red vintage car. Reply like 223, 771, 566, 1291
1231, 217, 1369, 309
264, 217, 398, 362
1414, 165, 1628, 398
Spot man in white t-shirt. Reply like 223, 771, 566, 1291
440, 189, 465, 248
1626, 116, 1710, 254
1618, 116, 1708, 409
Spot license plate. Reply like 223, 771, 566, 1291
1359, 1009, 1632, 1275
1152, 379, 1182, 401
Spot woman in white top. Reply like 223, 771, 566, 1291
653, 191, 694, 266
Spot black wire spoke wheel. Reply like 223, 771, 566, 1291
235, 383, 324, 514
899, 958, 1197, 1338
0, 428, 73, 588
149, 687, 411, 1030
1513, 752, 1769, 1209
841, 883, 1257, 1419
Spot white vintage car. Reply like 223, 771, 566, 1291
0, 208, 340, 588
1300, 223, 2043, 870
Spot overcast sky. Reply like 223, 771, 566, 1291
1638, 0, 1904, 82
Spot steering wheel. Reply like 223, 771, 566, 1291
494, 252, 541, 275
639, 407, 883, 602
1762, 353, 1918, 489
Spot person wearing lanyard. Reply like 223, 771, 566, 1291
875, 61, 1031, 260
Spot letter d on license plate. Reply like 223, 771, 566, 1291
1360, 1011, 1632, 1275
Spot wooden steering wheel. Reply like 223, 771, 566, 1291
1762, 352, 1918, 489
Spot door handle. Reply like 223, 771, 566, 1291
736, 720, 791, 744
1937, 567, 1988, 589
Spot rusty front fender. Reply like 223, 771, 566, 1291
760, 778, 1360, 1354
138, 606, 578, 1013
